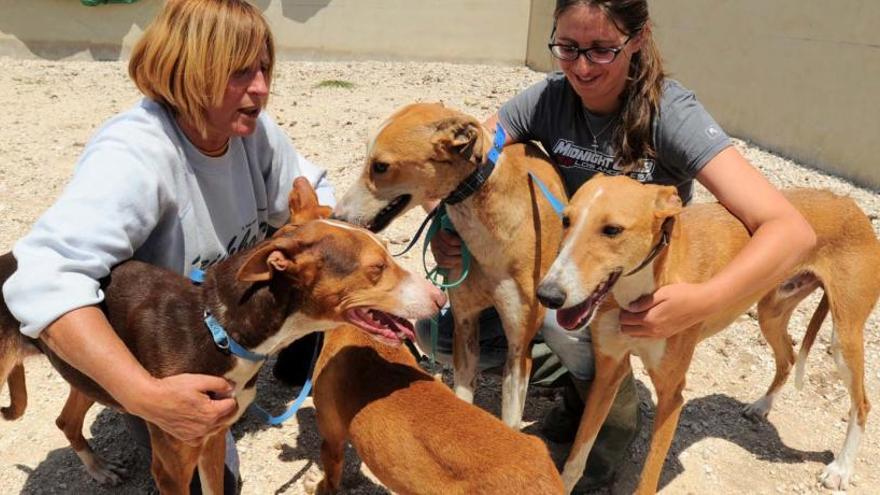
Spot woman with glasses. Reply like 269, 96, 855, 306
422, 0, 816, 488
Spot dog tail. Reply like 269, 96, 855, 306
794, 293, 829, 390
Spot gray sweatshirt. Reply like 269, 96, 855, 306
3, 98, 335, 338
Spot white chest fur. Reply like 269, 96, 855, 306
220, 313, 332, 425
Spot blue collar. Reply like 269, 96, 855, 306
189, 267, 314, 426
203, 310, 269, 363
190, 269, 268, 363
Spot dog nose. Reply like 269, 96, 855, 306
537, 283, 566, 309
431, 286, 448, 310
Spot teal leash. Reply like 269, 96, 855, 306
398, 124, 508, 369
421, 204, 472, 369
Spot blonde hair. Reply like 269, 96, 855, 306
554, 0, 665, 168
129, 0, 275, 136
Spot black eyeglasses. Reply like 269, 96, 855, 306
548, 36, 631, 64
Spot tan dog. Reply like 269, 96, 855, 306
0, 179, 445, 493
536, 174, 880, 493
309, 323, 564, 495
334, 103, 567, 428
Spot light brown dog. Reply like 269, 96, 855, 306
309, 323, 564, 495
334, 103, 567, 428
536, 174, 880, 493
0, 179, 445, 494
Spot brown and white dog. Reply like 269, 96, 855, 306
308, 323, 564, 495
334, 103, 567, 428
537, 174, 880, 493
0, 178, 445, 494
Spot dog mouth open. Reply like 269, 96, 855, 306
556, 270, 622, 330
366, 195, 411, 232
344, 307, 415, 345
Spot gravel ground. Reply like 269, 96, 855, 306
0, 57, 879, 494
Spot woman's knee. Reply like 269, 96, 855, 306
541, 311, 595, 381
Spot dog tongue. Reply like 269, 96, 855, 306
556, 299, 592, 330
344, 308, 414, 342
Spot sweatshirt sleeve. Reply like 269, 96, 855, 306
2, 144, 165, 338
262, 116, 336, 228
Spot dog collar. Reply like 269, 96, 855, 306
189, 269, 269, 362
444, 124, 506, 205
624, 217, 675, 277
203, 310, 269, 363
392, 124, 505, 257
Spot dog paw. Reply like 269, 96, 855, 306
81, 454, 127, 485
1, 405, 25, 421
741, 397, 772, 422
819, 460, 851, 490
303, 469, 323, 494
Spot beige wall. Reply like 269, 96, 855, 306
0, 0, 531, 64
525, 0, 880, 189
2, 0, 876, 187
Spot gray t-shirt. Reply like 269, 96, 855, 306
499, 72, 731, 203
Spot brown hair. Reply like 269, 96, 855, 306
128, 0, 275, 137
554, 0, 665, 168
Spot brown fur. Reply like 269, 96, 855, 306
0, 178, 444, 493
539, 175, 880, 493
311, 324, 564, 495
335, 102, 567, 428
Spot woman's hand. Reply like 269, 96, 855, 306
41, 306, 237, 442
618, 283, 715, 338
129, 374, 237, 443
430, 228, 464, 270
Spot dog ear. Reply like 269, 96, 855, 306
288, 177, 333, 228
238, 242, 287, 282
431, 117, 485, 164
654, 186, 683, 218
237, 237, 321, 287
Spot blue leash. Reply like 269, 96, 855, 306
249, 333, 322, 426
189, 268, 318, 425
527, 172, 565, 217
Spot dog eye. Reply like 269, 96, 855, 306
372, 162, 389, 174
602, 225, 623, 237
561, 215, 571, 229
367, 262, 386, 279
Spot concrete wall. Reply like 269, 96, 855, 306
525, 0, 880, 189
1, 0, 876, 187
0, 0, 531, 64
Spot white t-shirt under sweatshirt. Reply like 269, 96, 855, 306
3, 98, 335, 338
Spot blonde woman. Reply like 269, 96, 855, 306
3, 0, 333, 492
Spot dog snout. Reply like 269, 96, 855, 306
537, 283, 566, 309
430, 285, 447, 310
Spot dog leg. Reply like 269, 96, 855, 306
744, 287, 814, 421
451, 305, 481, 404
314, 410, 347, 495
1, 363, 26, 420
147, 423, 202, 495
561, 353, 631, 494
55, 386, 127, 485
497, 303, 540, 429
635, 340, 696, 495
819, 309, 871, 490
196, 429, 227, 495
